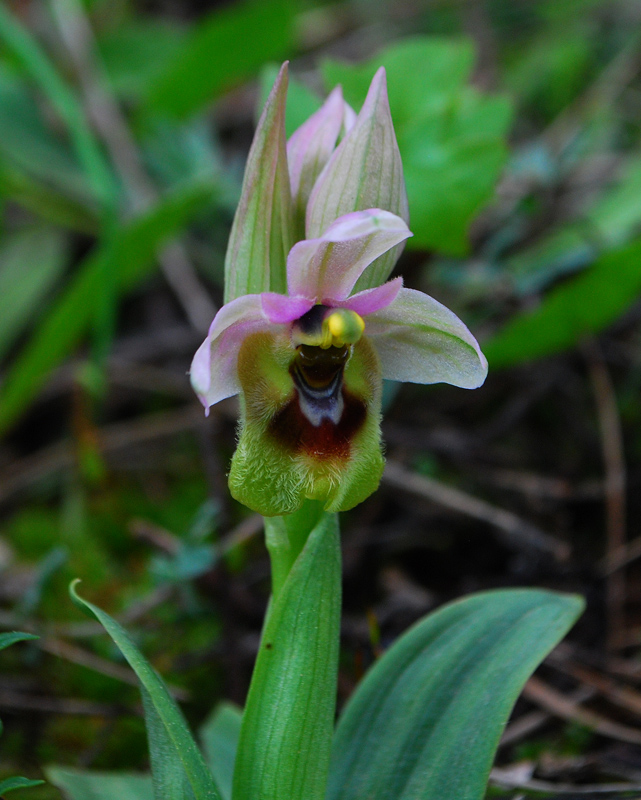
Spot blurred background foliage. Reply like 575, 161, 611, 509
2, 0, 641, 796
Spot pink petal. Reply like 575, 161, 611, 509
305, 67, 409, 292
190, 295, 270, 408
287, 209, 411, 302
261, 292, 314, 324
365, 288, 488, 389
287, 87, 345, 216
333, 277, 403, 317
342, 102, 357, 134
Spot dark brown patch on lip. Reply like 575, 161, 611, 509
268, 390, 366, 460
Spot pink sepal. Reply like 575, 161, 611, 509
287, 209, 411, 302
261, 293, 314, 324
287, 87, 345, 210
189, 295, 271, 408
365, 288, 489, 389
333, 277, 403, 316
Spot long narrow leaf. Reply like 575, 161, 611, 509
45, 767, 152, 800
143, 0, 294, 120
484, 238, 641, 368
70, 581, 221, 800
0, 632, 38, 651
142, 688, 195, 800
199, 703, 242, 800
233, 512, 341, 800
0, 162, 98, 232
0, 65, 94, 203
328, 589, 583, 800
0, 776, 45, 794
0, 227, 67, 362
0, 180, 213, 434
0, 5, 116, 210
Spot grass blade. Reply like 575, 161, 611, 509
70, 581, 221, 800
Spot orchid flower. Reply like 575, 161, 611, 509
191, 64, 488, 516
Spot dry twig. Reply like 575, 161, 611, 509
491, 765, 641, 795
583, 340, 627, 652
383, 460, 570, 560
523, 675, 641, 745
0, 690, 120, 717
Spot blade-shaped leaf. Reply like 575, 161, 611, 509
0, 632, 38, 651
45, 767, 153, 800
506, 153, 641, 296
0, 5, 116, 211
232, 512, 341, 800
0, 66, 94, 203
0, 776, 45, 795
98, 19, 185, 104
0, 227, 67, 362
143, 0, 294, 121
142, 688, 195, 800
0, 631, 41, 795
484, 238, 641, 368
69, 581, 221, 800
0, 161, 99, 232
328, 589, 584, 800
0, 180, 213, 434
200, 703, 242, 800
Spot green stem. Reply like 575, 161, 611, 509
264, 499, 324, 600
233, 509, 341, 800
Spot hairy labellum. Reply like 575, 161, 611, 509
228, 331, 384, 516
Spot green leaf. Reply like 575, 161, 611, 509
0, 5, 117, 211
233, 513, 341, 800
587, 155, 641, 247
142, 688, 194, 800
0, 180, 213, 434
0, 631, 38, 652
199, 703, 242, 800
69, 581, 221, 800
485, 238, 641, 368
505, 27, 592, 119
0, 162, 99, 233
45, 767, 153, 800
0, 776, 45, 795
402, 114, 509, 256
0, 633, 41, 796
323, 37, 476, 130
0, 227, 67, 362
328, 589, 583, 800
0, 66, 94, 203
98, 20, 185, 104
143, 0, 294, 120
507, 154, 641, 295
322, 37, 512, 256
